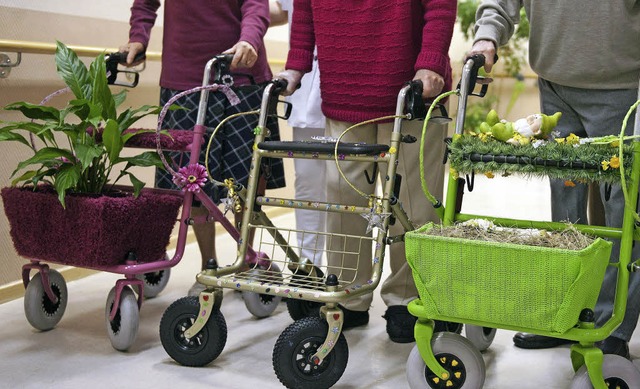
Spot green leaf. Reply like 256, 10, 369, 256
54, 164, 82, 207
127, 173, 145, 197
74, 143, 105, 170
10, 170, 37, 186
55, 41, 91, 100
89, 53, 116, 119
0, 128, 31, 147
102, 118, 123, 163
4, 101, 61, 122
67, 98, 92, 121
113, 90, 127, 108
121, 151, 165, 168
13, 147, 76, 174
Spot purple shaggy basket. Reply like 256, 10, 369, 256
1, 186, 183, 267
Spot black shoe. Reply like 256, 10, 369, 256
513, 333, 576, 349
596, 336, 630, 360
339, 305, 369, 330
382, 305, 417, 343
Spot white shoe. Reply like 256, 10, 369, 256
188, 281, 206, 297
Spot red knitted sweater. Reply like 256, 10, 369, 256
286, 0, 456, 123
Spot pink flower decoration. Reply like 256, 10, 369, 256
173, 163, 207, 192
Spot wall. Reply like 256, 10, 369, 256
0, 2, 540, 292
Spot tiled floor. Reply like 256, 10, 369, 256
1, 175, 640, 389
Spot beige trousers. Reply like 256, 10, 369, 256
325, 117, 446, 311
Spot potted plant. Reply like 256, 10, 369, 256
0, 41, 182, 267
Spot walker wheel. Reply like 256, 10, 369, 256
242, 262, 283, 318
273, 317, 348, 389
464, 325, 496, 352
105, 285, 139, 351
159, 296, 227, 367
406, 332, 485, 389
24, 269, 67, 331
136, 253, 171, 299
570, 354, 640, 388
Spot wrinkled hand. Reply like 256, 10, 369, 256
117, 42, 145, 66
276, 69, 304, 96
223, 41, 258, 70
467, 40, 497, 74
413, 69, 445, 99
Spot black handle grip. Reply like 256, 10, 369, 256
105, 51, 145, 87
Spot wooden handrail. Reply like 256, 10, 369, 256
0, 39, 161, 60
0, 39, 286, 67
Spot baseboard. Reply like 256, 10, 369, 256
0, 207, 292, 304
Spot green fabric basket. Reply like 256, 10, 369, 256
405, 223, 612, 333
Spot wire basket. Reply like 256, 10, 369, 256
405, 223, 612, 333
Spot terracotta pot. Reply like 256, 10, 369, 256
1, 186, 183, 267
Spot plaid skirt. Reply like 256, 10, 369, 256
156, 84, 286, 203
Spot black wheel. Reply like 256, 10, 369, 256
24, 269, 67, 331
570, 354, 640, 388
273, 317, 349, 389
286, 267, 323, 321
434, 320, 463, 334
406, 332, 485, 389
136, 254, 171, 299
243, 263, 283, 318
159, 296, 227, 367
105, 286, 139, 351
286, 299, 322, 321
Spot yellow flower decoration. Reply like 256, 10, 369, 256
389, 146, 397, 154
555, 138, 566, 144
449, 167, 459, 180
601, 160, 610, 171
566, 133, 580, 145
452, 133, 462, 141
609, 156, 620, 169
484, 171, 495, 179
564, 180, 576, 187
478, 133, 490, 142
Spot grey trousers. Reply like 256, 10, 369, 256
540, 78, 640, 341
324, 117, 447, 311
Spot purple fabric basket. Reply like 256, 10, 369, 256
1, 186, 183, 267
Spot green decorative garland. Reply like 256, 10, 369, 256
448, 135, 633, 184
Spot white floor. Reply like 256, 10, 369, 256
2, 176, 640, 389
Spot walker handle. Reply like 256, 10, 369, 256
106, 51, 146, 87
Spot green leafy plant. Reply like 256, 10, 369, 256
0, 41, 165, 206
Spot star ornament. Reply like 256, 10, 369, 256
221, 196, 235, 216
361, 208, 391, 233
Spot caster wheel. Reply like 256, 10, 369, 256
136, 254, 171, 299
105, 286, 139, 351
434, 320, 463, 334
273, 317, 348, 389
464, 325, 496, 352
24, 269, 67, 331
406, 332, 485, 389
159, 296, 227, 367
242, 263, 282, 318
570, 354, 640, 388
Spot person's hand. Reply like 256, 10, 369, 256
223, 41, 258, 70
117, 42, 146, 66
413, 69, 445, 99
468, 40, 497, 73
276, 69, 304, 96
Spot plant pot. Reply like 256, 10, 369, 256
405, 223, 612, 333
1, 186, 183, 267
